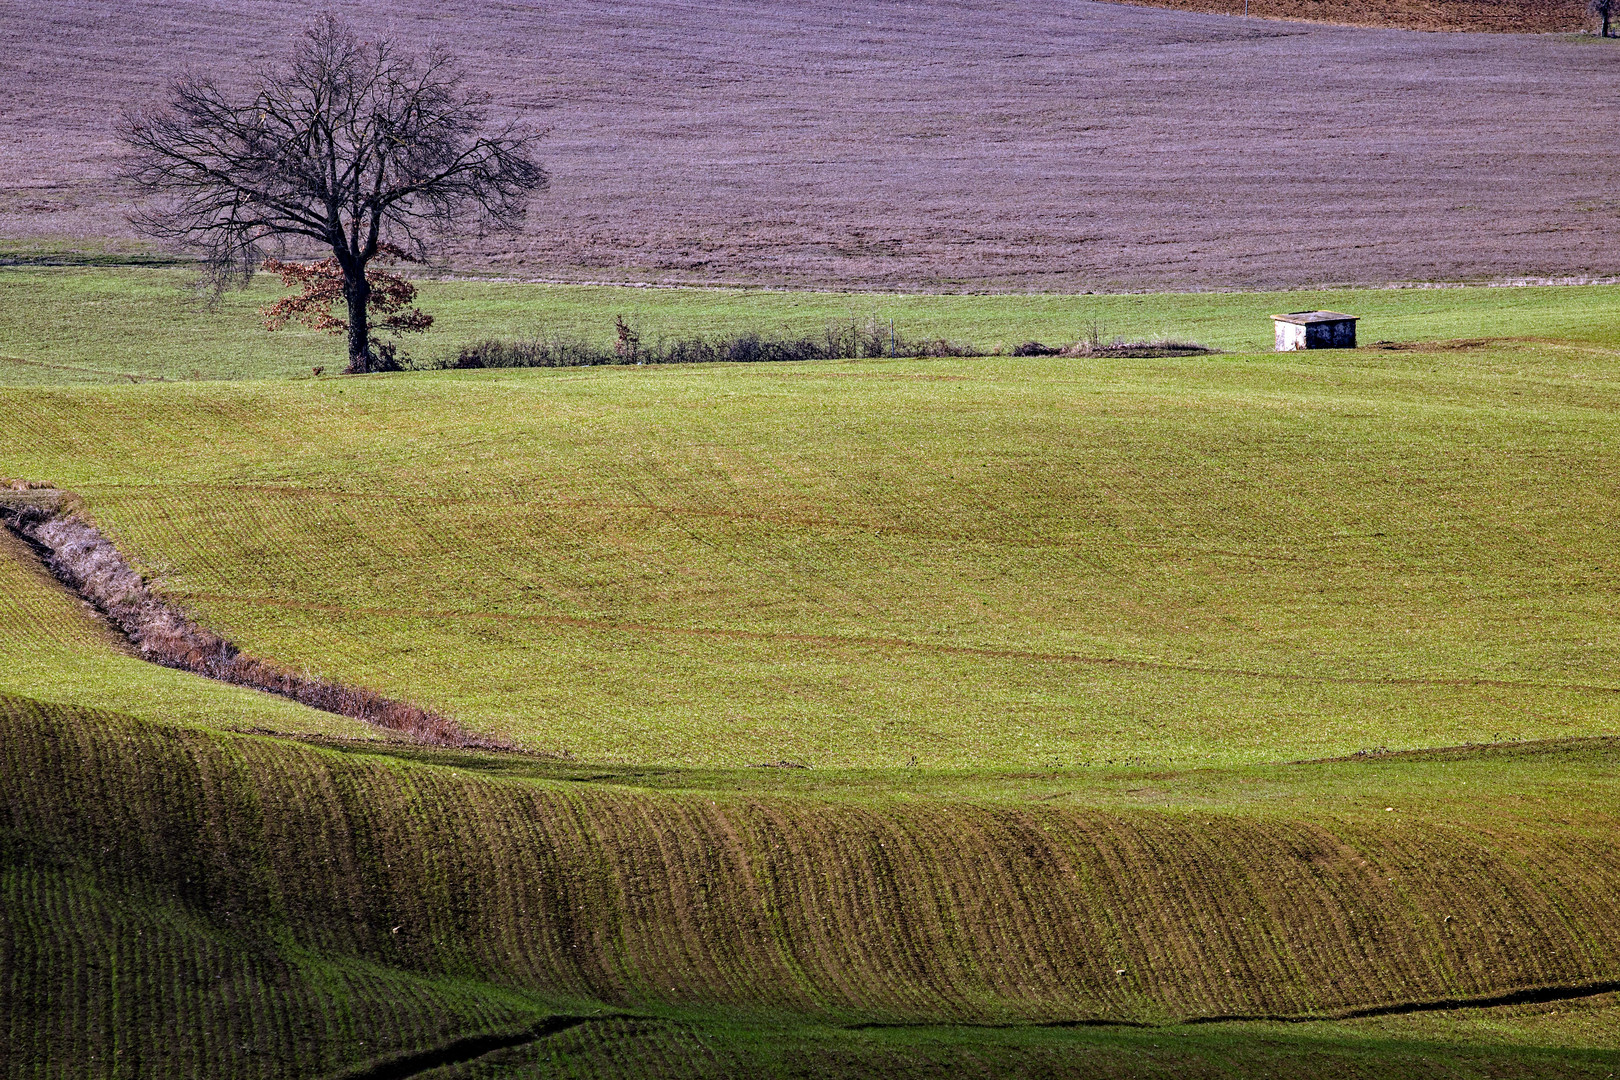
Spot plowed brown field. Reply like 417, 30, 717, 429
4, 0, 1618, 291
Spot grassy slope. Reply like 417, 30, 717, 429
2, 285, 1615, 765
5, 695, 1619, 1078
444, 1010, 1620, 1079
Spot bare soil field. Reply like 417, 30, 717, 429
1116, 0, 1589, 33
2, 0, 1617, 291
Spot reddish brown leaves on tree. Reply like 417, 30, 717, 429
261, 247, 433, 338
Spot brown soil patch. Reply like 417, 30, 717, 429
3, 1, 1619, 291
1367, 335, 1575, 351
1108, 0, 1590, 33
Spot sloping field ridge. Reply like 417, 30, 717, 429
6, 694, 1620, 1078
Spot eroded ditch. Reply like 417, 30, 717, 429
0, 483, 501, 748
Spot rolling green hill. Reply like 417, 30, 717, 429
6, 693, 1620, 1077
6, 263, 1620, 384
3, 274, 1618, 1076
2, 309, 1615, 765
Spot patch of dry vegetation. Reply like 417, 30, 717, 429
440, 318, 976, 370
1109, 0, 1589, 32
0, 492, 489, 748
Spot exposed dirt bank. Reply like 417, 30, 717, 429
0, 486, 498, 748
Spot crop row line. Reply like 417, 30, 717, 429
71, 480, 1603, 580
9, 695, 1620, 1048
182, 590, 1620, 698
849, 976, 1620, 1031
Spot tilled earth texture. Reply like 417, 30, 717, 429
2, 0, 1617, 292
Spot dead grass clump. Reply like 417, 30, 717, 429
1007, 321, 1216, 359
1369, 337, 1525, 353
1011, 341, 1061, 357
1059, 339, 1216, 359
0, 497, 495, 749
1012, 328, 1216, 358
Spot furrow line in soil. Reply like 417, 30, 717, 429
330, 1014, 603, 1080
72, 480, 1616, 581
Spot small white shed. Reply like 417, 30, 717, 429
1271, 311, 1357, 351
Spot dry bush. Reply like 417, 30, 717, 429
1012, 341, 1061, 357
1059, 339, 1216, 358
1013, 323, 1215, 358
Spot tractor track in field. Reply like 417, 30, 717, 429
333, 980, 1620, 1077
298, 979, 1620, 1079
182, 589, 1620, 699
0, 354, 171, 382
849, 981, 1620, 1033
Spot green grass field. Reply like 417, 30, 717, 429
6, 261, 1620, 382
3, 266, 1618, 1077
3, 275, 1616, 765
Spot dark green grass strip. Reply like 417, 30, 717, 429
1242, 979, 1620, 1024
331, 1015, 604, 1080
849, 979, 1620, 1032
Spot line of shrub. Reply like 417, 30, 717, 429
428, 316, 979, 370
423, 317, 1216, 371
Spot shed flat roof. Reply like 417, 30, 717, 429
1270, 310, 1357, 324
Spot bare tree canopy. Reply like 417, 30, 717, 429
121, 12, 547, 372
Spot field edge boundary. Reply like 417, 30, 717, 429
848, 979, 1620, 1033
327, 1014, 613, 1080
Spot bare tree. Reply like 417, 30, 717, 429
1595, 0, 1614, 36
121, 13, 547, 372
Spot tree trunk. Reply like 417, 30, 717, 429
344, 269, 371, 373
